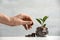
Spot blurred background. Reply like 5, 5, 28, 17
0, 0, 60, 37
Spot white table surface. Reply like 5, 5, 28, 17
0, 36, 60, 40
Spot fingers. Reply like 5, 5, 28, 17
23, 24, 32, 30
22, 21, 33, 30
21, 20, 33, 30
22, 16, 34, 26
13, 13, 34, 30
23, 24, 27, 30
14, 13, 34, 25
26, 16, 34, 26
28, 24, 32, 29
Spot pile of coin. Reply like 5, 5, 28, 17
36, 27, 48, 37
25, 33, 35, 37
25, 27, 48, 37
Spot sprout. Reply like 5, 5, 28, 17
36, 16, 48, 27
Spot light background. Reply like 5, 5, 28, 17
0, 0, 60, 37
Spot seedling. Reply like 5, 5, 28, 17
36, 16, 48, 27
36, 16, 48, 37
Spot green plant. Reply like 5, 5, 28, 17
36, 16, 48, 27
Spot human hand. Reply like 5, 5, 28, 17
0, 13, 33, 30
14, 13, 33, 30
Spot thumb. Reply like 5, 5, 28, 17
22, 21, 32, 25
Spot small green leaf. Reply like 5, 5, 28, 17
43, 24, 46, 27
39, 18, 43, 22
43, 16, 48, 23
36, 18, 41, 24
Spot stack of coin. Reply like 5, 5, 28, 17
25, 27, 48, 37
36, 27, 48, 37
25, 33, 35, 37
